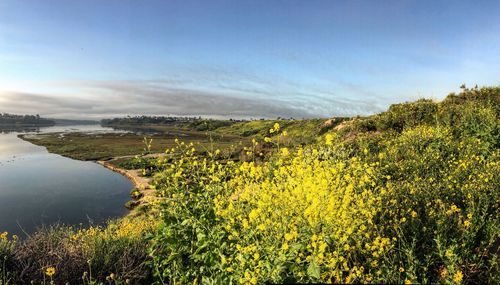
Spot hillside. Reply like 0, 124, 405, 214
1, 86, 499, 284
147, 86, 500, 284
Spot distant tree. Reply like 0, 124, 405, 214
0, 113, 54, 126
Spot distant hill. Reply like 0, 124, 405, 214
52, 119, 99, 126
0, 113, 55, 127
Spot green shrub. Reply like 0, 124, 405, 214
443, 86, 500, 114
377, 99, 438, 132
149, 146, 230, 284
353, 117, 378, 132
458, 105, 499, 148
375, 126, 500, 284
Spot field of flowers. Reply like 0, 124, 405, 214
1, 86, 498, 284
150, 87, 499, 284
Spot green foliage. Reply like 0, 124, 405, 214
0, 113, 55, 127
117, 157, 155, 171
149, 146, 232, 284
377, 126, 499, 284
0, 218, 155, 284
188, 119, 237, 131
443, 86, 500, 114
4, 85, 499, 284
217, 118, 336, 146
376, 99, 438, 132
149, 86, 500, 284
216, 120, 278, 137
455, 104, 499, 148
352, 116, 378, 132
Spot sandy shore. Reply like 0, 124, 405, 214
97, 159, 157, 211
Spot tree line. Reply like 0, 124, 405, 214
0, 113, 55, 126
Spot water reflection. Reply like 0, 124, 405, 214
0, 126, 41, 134
0, 125, 133, 237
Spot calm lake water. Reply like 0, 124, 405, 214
0, 125, 133, 237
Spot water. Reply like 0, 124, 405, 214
0, 125, 133, 237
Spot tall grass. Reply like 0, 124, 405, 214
0, 217, 156, 284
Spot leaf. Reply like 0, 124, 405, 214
307, 261, 321, 279
197, 232, 206, 241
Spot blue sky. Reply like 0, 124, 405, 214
0, 0, 499, 119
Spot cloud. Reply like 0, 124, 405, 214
0, 74, 386, 119
0, 85, 310, 119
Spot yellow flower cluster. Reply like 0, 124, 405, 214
215, 144, 392, 283
69, 217, 157, 243
0, 231, 17, 242
151, 115, 500, 284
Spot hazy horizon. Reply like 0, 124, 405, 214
1, 0, 499, 119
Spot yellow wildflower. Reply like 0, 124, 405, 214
325, 134, 333, 145
249, 209, 259, 221
273, 122, 280, 131
281, 147, 289, 156
284, 232, 295, 241
454, 270, 463, 283
45, 267, 56, 277
445, 249, 454, 258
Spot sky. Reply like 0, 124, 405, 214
0, 0, 499, 119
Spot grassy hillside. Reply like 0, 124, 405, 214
214, 117, 348, 145
148, 86, 499, 284
1, 86, 499, 284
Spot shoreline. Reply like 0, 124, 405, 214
19, 131, 158, 214
96, 159, 157, 213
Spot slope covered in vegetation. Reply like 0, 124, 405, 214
149, 86, 499, 284
1, 86, 499, 284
